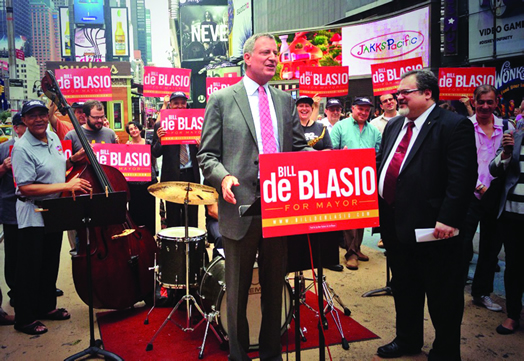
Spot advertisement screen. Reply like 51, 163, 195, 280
180, 5, 229, 61
59, 7, 71, 58
111, 8, 130, 57
228, 0, 252, 58
74, 0, 105, 26
75, 28, 106, 62
342, 7, 430, 78
468, 0, 524, 62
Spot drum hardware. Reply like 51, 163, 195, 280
145, 182, 222, 359
294, 271, 350, 350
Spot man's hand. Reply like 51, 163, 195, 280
157, 126, 166, 138
501, 132, 514, 159
221, 175, 239, 204
67, 174, 92, 193
433, 221, 458, 239
2, 156, 12, 170
73, 148, 87, 163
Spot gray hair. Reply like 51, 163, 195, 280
473, 84, 498, 101
401, 69, 439, 102
243, 33, 276, 70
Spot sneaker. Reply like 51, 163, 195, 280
473, 295, 502, 312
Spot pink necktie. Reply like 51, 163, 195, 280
383, 121, 415, 205
258, 86, 278, 154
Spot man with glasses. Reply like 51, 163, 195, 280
320, 98, 343, 133
65, 100, 117, 158
376, 70, 477, 360
371, 93, 399, 134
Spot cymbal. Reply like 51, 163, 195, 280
148, 181, 218, 205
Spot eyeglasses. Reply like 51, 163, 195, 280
395, 89, 421, 97
25, 113, 48, 121
89, 115, 106, 121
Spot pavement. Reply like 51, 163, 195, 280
0, 215, 523, 360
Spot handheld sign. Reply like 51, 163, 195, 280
371, 57, 424, 95
439, 67, 496, 100
259, 149, 379, 238
55, 68, 112, 102
143, 66, 191, 98
206, 77, 242, 101
159, 108, 205, 145
299, 66, 349, 97
92, 144, 152, 182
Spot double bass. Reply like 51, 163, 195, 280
41, 71, 157, 310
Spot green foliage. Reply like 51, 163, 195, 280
0, 111, 11, 123
312, 35, 328, 46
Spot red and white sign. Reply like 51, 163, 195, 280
371, 57, 424, 95
259, 149, 379, 238
15, 49, 25, 61
62, 140, 72, 160
143, 66, 191, 98
438, 67, 496, 100
159, 108, 205, 145
92, 144, 152, 182
299, 66, 349, 97
55, 68, 112, 102
206, 77, 242, 100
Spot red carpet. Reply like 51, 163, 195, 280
97, 291, 378, 360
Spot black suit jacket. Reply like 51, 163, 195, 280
152, 120, 200, 184
376, 106, 477, 244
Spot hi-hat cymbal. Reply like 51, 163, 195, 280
148, 181, 218, 205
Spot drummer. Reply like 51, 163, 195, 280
152, 92, 200, 228
11, 100, 91, 335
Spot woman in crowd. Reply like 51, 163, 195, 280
11, 100, 91, 335
296, 95, 332, 151
125, 121, 157, 236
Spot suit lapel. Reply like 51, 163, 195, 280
400, 106, 438, 174
233, 82, 257, 144
269, 86, 284, 151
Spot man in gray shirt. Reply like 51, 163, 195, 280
64, 100, 117, 157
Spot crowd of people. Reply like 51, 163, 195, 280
1, 32, 523, 361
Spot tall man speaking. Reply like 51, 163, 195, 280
376, 70, 477, 361
198, 33, 310, 361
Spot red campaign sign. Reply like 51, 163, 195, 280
259, 149, 379, 238
206, 77, 242, 101
159, 108, 205, 145
55, 68, 113, 102
371, 57, 424, 96
439, 67, 496, 100
143, 66, 191, 98
299, 66, 349, 97
92, 144, 152, 182
15, 49, 25, 61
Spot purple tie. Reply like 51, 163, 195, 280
258, 86, 278, 154
383, 121, 415, 205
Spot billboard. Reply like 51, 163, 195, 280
75, 28, 106, 62
342, 7, 430, 78
228, 0, 252, 59
180, 5, 229, 61
74, 0, 105, 26
111, 8, 130, 57
59, 7, 71, 58
468, 0, 524, 62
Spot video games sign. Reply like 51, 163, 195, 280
259, 149, 379, 238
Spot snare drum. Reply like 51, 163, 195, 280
156, 227, 207, 289
199, 256, 292, 350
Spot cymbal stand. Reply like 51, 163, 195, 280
299, 271, 350, 350
361, 251, 392, 297
146, 183, 221, 359
144, 253, 158, 325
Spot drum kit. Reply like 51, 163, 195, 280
143, 181, 349, 358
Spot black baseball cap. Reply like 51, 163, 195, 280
170, 91, 188, 101
326, 98, 342, 109
21, 100, 48, 116
353, 97, 373, 107
296, 95, 314, 106
12, 112, 23, 126
71, 102, 85, 109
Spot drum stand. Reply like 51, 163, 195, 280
146, 183, 221, 359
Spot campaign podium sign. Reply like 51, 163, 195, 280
259, 149, 379, 238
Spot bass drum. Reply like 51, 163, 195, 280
199, 256, 292, 350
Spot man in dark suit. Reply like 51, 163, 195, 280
197, 33, 310, 361
152, 92, 200, 228
376, 70, 477, 360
